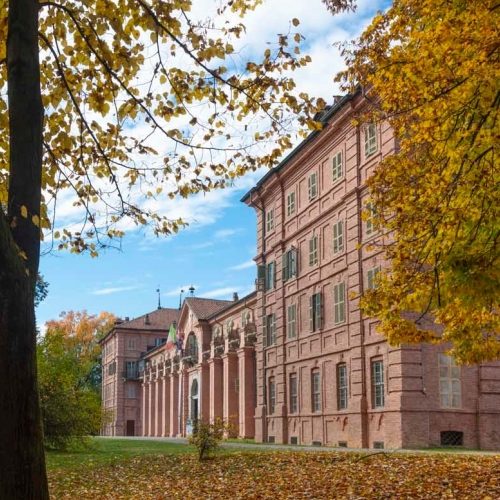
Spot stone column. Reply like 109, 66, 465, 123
148, 374, 156, 436
200, 363, 210, 420
208, 357, 223, 420
180, 368, 189, 436
237, 346, 256, 438
169, 372, 179, 437
141, 381, 148, 436
161, 374, 170, 436
155, 373, 162, 437
222, 351, 239, 436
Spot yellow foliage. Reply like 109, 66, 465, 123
338, 0, 500, 363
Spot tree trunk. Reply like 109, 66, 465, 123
0, 0, 48, 498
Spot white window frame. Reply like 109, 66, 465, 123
290, 374, 298, 414
332, 151, 343, 181
312, 371, 321, 413
333, 220, 344, 254
287, 304, 296, 339
439, 354, 461, 408
333, 282, 346, 325
310, 292, 322, 332
308, 172, 318, 201
337, 364, 348, 410
269, 378, 276, 414
266, 261, 275, 290
365, 201, 376, 236
365, 123, 377, 157
282, 248, 297, 281
287, 191, 296, 216
367, 265, 382, 290
266, 209, 274, 232
372, 360, 385, 408
309, 235, 318, 266
267, 313, 277, 346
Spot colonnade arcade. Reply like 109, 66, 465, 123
141, 322, 257, 438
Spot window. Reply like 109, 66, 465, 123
308, 172, 318, 200
332, 151, 343, 181
333, 220, 344, 254
187, 334, 199, 361
309, 292, 322, 331
290, 374, 298, 414
333, 282, 346, 325
367, 266, 381, 290
265, 313, 276, 346
126, 384, 136, 398
365, 201, 376, 236
266, 261, 275, 290
282, 248, 297, 281
309, 235, 318, 266
365, 123, 377, 157
125, 361, 138, 379
312, 371, 321, 413
266, 209, 274, 232
242, 310, 250, 328
287, 304, 296, 339
439, 354, 461, 408
287, 191, 296, 216
337, 364, 348, 410
108, 361, 116, 376
269, 378, 276, 414
127, 338, 136, 349
154, 338, 164, 347
372, 360, 385, 408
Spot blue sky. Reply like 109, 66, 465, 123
36, 0, 388, 327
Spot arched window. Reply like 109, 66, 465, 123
187, 333, 198, 362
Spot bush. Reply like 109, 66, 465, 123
188, 417, 236, 461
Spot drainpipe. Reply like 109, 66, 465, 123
355, 119, 369, 449
249, 189, 267, 442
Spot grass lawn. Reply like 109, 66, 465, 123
46, 438, 500, 499
45, 438, 194, 470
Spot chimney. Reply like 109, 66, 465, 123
125, 316, 130, 322
144, 314, 150, 325
233, 292, 239, 302
332, 95, 343, 104
114, 318, 123, 325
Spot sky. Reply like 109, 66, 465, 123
36, 0, 389, 327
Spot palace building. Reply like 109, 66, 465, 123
101, 91, 500, 449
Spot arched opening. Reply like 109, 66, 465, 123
187, 332, 198, 362
190, 378, 199, 424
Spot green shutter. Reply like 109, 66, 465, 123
282, 253, 288, 282
316, 293, 322, 330
309, 238, 314, 266
340, 283, 345, 324
367, 269, 374, 290
309, 295, 314, 332
262, 318, 267, 347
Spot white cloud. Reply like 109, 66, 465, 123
92, 285, 141, 296
164, 285, 199, 297
202, 286, 244, 299
228, 259, 255, 271
214, 228, 242, 239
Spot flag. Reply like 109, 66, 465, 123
165, 322, 177, 350
176, 333, 184, 355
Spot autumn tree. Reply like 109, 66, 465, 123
335, 0, 500, 364
0, 0, 358, 498
38, 310, 114, 450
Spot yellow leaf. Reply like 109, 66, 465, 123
20, 205, 28, 218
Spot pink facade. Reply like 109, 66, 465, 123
101, 91, 500, 449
